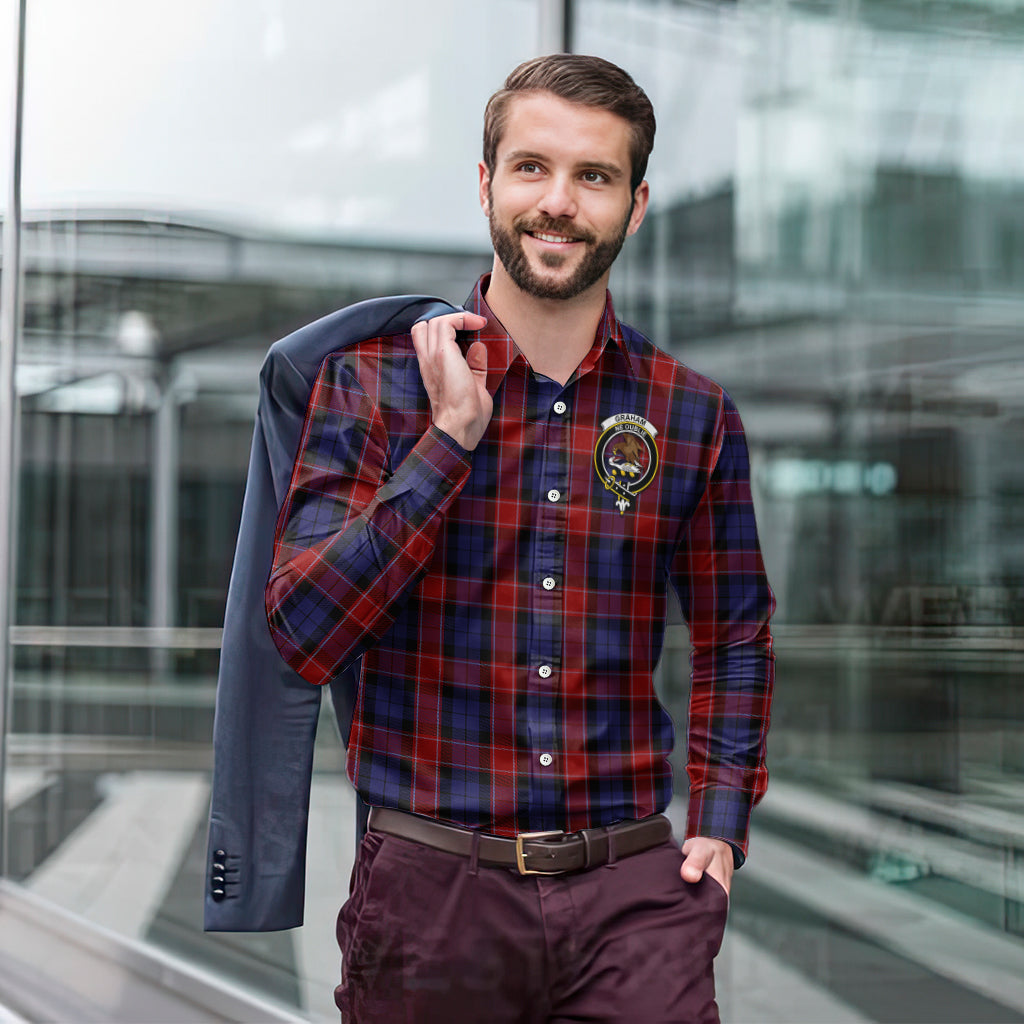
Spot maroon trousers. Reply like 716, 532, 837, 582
335, 829, 728, 1023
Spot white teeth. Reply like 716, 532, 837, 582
533, 232, 575, 244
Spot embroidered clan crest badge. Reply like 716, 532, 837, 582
593, 413, 659, 514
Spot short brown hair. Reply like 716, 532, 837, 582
483, 54, 656, 193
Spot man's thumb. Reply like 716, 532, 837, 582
467, 340, 488, 376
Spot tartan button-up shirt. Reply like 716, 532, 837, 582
266, 275, 775, 862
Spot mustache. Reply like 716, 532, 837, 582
513, 216, 595, 245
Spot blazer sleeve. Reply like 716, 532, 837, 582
204, 296, 458, 932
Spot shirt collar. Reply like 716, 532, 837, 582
461, 274, 641, 391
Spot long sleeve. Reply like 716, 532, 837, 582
265, 353, 472, 686
670, 390, 776, 865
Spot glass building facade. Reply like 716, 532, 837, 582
1, 1, 1023, 1020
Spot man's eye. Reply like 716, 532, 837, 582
518, 162, 540, 174
582, 171, 607, 184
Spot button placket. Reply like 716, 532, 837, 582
524, 379, 571, 832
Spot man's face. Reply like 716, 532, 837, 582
480, 92, 649, 302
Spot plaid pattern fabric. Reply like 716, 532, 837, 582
267, 276, 775, 860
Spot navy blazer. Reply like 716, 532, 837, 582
204, 295, 459, 932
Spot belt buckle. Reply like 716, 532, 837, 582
515, 830, 566, 875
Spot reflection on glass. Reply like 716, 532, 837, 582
579, 0, 1024, 1020
8, 1, 537, 1019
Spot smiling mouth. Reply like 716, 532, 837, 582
527, 230, 581, 244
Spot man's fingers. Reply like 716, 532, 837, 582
431, 312, 487, 353
413, 312, 487, 369
413, 310, 487, 340
459, 311, 488, 331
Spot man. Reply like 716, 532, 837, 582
266, 54, 774, 1023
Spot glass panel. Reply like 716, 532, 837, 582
576, 1, 1024, 1020
12, 2, 539, 1018
20, 0, 540, 248
0, 2, 12, 217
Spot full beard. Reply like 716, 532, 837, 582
488, 196, 631, 301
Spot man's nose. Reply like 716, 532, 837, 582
536, 175, 578, 220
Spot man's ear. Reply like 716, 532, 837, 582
626, 180, 650, 237
479, 162, 491, 216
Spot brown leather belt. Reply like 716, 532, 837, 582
368, 807, 673, 876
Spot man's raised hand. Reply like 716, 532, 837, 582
411, 311, 491, 451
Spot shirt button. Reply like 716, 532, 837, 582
538, 664, 552, 679
542, 576, 556, 591
546, 489, 561, 503
539, 753, 553, 767
553, 401, 567, 415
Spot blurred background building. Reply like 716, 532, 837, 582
1, 0, 1023, 1021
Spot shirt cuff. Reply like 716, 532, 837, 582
686, 784, 755, 868
427, 422, 472, 464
